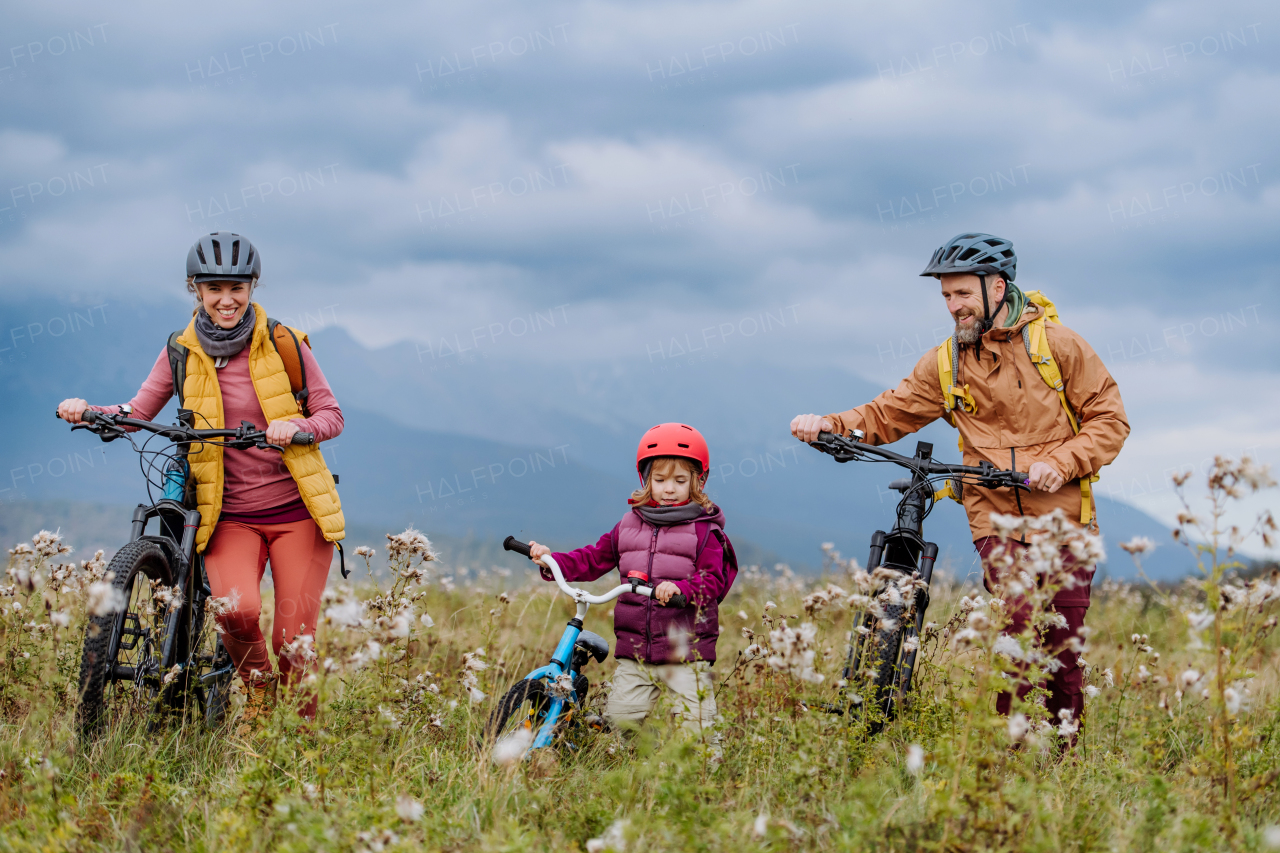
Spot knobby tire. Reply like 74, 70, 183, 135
485, 679, 550, 743
76, 540, 173, 737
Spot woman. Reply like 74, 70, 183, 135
57, 231, 344, 732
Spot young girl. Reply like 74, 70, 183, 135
526, 423, 737, 739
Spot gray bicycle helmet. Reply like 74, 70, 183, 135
186, 231, 261, 283
919, 232, 1016, 282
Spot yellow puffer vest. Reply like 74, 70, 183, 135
177, 304, 344, 553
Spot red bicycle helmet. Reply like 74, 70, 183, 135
635, 423, 710, 483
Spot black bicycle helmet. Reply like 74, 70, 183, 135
186, 231, 261, 283
919, 232, 1016, 282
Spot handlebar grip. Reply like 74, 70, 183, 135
291, 432, 315, 445
667, 593, 689, 608
816, 431, 834, 441
82, 410, 99, 424
503, 536, 533, 558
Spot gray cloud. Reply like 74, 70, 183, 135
1, 0, 1277, 543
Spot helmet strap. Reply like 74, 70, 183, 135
978, 274, 992, 334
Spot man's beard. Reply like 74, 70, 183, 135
954, 313, 982, 344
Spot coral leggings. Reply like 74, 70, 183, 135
203, 518, 332, 692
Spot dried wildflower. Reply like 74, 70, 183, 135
1057, 708, 1079, 738
325, 596, 366, 629
752, 813, 769, 839
86, 581, 125, 617
586, 819, 629, 853
1178, 668, 1201, 689
280, 634, 317, 668
802, 583, 847, 615
492, 727, 534, 767
355, 545, 375, 558
348, 639, 382, 669
49, 609, 71, 628
905, 744, 924, 775
1185, 610, 1214, 632
902, 635, 919, 653
385, 528, 438, 562
153, 585, 183, 612
206, 590, 240, 617
162, 665, 182, 685
993, 634, 1030, 661
32, 530, 72, 559
1007, 712, 1029, 742
766, 621, 824, 683
666, 624, 691, 659
1119, 536, 1156, 556
1084, 685, 1100, 698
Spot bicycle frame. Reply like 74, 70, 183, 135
500, 540, 677, 753
811, 431, 1027, 723
840, 440, 940, 711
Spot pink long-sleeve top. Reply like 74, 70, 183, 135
92, 341, 343, 515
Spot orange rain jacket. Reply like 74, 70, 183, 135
825, 302, 1130, 544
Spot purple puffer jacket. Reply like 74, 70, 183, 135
543, 505, 738, 664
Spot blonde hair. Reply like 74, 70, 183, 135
629, 456, 713, 509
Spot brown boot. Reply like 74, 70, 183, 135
235, 674, 278, 738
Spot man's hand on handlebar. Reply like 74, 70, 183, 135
791, 414, 833, 443
57, 398, 90, 424
527, 541, 551, 568
1026, 461, 1065, 493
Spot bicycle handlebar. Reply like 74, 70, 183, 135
503, 536, 689, 608
63, 410, 314, 448
811, 431, 1027, 488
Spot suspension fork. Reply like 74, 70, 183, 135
841, 530, 886, 684
894, 541, 938, 697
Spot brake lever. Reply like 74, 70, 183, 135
255, 440, 285, 453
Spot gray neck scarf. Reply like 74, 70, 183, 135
634, 503, 706, 527
194, 304, 256, 359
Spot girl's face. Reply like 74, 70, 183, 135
649, 463, 693, 505
198, 280, 252, 329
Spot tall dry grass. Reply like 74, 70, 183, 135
0, 458, 1277, 852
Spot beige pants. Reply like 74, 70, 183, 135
606, 659, 718, 738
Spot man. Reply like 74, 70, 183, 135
790, 232, 1129, 728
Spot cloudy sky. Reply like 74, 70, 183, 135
3, 0, 1277, 552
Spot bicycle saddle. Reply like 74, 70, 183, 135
574, 631, 610, 664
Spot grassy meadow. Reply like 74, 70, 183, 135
1, 460, 1277, 852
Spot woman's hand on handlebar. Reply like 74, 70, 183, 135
527, 541, 550, 568
654, 581, 681, 605
265, 419, 301, 446
790, 414, 833, 443
57, 398, 90, 424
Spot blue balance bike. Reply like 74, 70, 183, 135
485, 536, 688, 754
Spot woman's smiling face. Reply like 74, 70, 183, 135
198, 280, 252, 329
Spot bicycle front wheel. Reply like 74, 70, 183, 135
485, 679, 551, 744
76, 540, 173, 737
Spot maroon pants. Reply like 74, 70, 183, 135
976, 538, 1091, 730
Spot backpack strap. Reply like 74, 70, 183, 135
267, 318, 311, 417
936, 337, 977, 426
1020, 311, 1099, 526
166, 331, 188, 407
695, 522, 738, 602
935, 337, 973, 466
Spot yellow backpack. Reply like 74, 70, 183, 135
934, 290, 1099, 525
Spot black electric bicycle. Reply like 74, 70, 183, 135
58, 408, 317, 737
807, 430, 1027, 732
